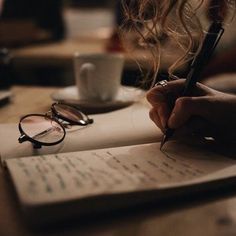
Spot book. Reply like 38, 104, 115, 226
2, 102, 236, 225
0, 102, 161, 161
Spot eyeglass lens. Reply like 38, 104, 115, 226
20, 115, 65, 144
53, 103, 93, 125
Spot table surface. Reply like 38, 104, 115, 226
1, 86, 236, 236
12, 38, 182, 71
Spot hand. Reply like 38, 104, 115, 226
146, 79, 236, 142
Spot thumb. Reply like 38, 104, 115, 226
168, 96, 210, 129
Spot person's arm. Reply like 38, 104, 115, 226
146, 79, 236, 142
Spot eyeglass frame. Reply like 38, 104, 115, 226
18, 102, 93, 148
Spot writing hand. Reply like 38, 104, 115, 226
146, 79, 236, 142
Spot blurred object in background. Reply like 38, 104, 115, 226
202, 45, 236, 79
5, 0, 151, 88
64, 0, 124, 51
204, 73, 236, 94
191, 0, 236, 80
65, 0, 114, 8
0, 0, 65, 48
0, 48, 13, 104
0, 0, 4, 15
10, 0, 117, 87
106, 1, 124, 52
0, 48, 13, 89
105, 30, 124, 52
63, 7, 114, 40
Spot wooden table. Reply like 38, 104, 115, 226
1, 86, 236, 236
11, 38, 185, 87
0, 86, 57, 123
12, 38, 181, 70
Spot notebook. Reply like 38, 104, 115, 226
2, 102, 236, 225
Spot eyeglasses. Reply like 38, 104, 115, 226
18, 103, 93, 148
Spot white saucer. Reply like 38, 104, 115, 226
51, 86, 145, 113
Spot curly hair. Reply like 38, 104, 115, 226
121, 0, 235, 85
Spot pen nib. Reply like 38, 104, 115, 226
160, 134, 167, 150
160, 127, 174, 150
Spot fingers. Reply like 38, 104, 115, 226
147, 78, 236, 142
146, 79, 218, 132
174, 117, 212, 137
149, 107, 170, 132
146, 80, 185, 130
149, 100, 172, 132
149, 96, 210, 133
149, 108, 164, 131
168, 96, 210, 129
146, 79, 185, 107
146, 79, 214, 108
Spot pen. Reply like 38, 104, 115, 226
160, 21, 224, 150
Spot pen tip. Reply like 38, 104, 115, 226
160, 135, 166, 150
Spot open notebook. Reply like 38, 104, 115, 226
2, 102, 236, 225
0, 102, 160, 161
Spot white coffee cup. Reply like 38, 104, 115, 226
74, 53, 124, 102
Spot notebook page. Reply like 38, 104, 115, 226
0, 103, 161, 161
5, 142, 236, 205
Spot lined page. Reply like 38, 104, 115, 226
5, 142, 236, 205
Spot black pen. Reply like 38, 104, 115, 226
160, 21, 224, 150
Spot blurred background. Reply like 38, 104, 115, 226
0, 0, 129, 89
1, 0, 236, 91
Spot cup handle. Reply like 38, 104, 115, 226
79, 63, 96, 93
